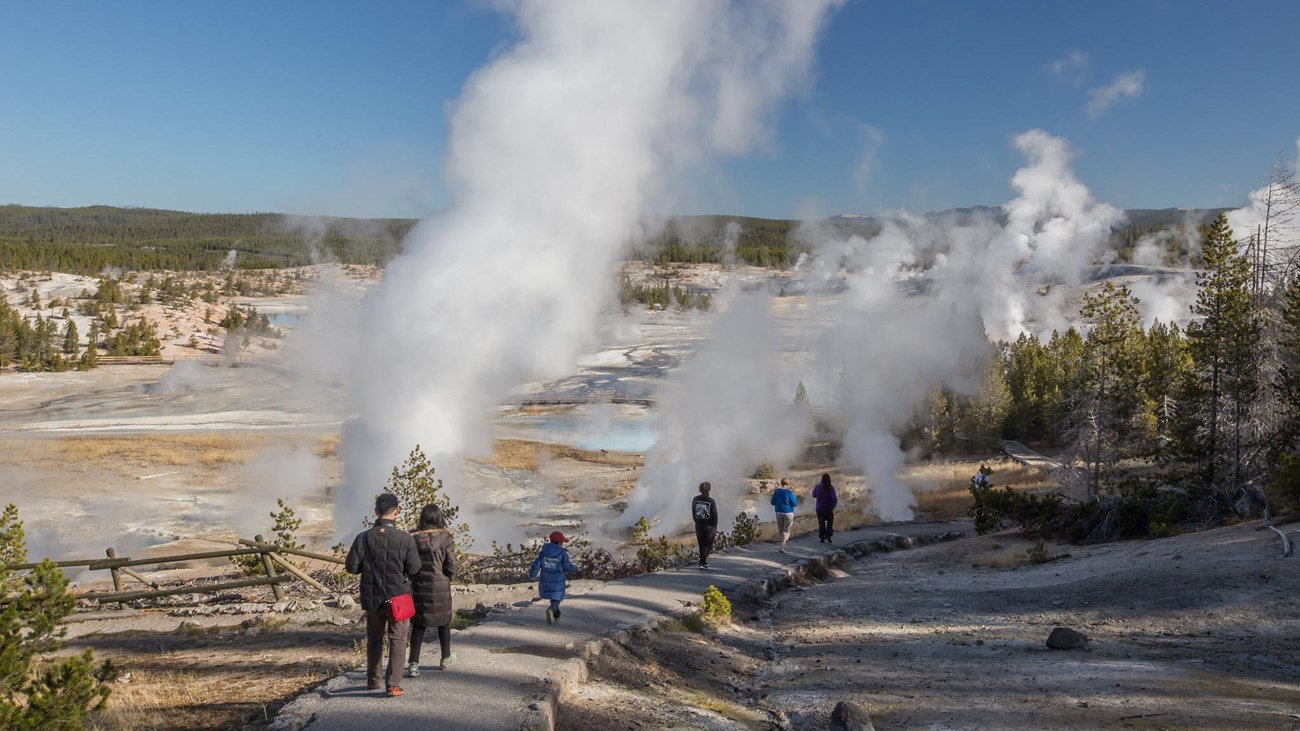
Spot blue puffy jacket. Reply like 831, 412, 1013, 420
771, 487, 798, 514
529, 542, 577, 601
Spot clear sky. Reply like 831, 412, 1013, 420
1, 0, 1296, 220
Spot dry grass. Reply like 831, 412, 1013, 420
312, 434, 340, 458
84, 664, 342, 731
488, 439, 644, 471
905, 458, 1054, 521
966, 537, 1040, 569
14, 433, 341, 471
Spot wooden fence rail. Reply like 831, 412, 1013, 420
1, 534, 345, 606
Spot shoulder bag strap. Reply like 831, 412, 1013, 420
364, 530, 390, 602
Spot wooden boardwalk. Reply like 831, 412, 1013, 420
1002, 439, 1060, 470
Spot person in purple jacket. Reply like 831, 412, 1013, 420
812, 473, 838, 544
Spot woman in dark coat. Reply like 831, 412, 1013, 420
405, 504, 456, 677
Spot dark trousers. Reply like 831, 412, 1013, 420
816, 510, 835, 541
409, 624, 451, 663
695, 524, 716, 564
365, 607, 409, 687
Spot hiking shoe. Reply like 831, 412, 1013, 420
386, 686, 404, 697
699, 562, 710, 569
367, 679, 381, 691
779, 546, 787, 553
545, 608, 554, 625
405, 662, 420, 678
439, 653, 457, 670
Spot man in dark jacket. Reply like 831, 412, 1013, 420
692, 481, 718, 569
345, 493, 420, 696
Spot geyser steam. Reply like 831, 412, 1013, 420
336, 1, 843, 541
625, 130, 1129, 528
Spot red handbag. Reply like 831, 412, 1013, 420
386, 593, 415, 622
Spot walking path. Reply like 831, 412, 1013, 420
1002, 439, 1060, 470
272, 521, 968, 731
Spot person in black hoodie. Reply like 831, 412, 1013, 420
345, 493, 420, 697
692, 481, 718, 569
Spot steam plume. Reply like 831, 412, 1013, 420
624, 130, 1127, 526
335, 1, 842, 542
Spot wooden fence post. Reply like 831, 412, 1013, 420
105, 548, 123, 592
255, 535, 286, 602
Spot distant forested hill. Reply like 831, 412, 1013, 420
0, 204, 1228, 274
0, 205, 413, 273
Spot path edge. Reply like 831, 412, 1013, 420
519, 528, 969, 731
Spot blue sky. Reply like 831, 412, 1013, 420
1, 1, 1296, 219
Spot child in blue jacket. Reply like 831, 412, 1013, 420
529, 531, 578, 625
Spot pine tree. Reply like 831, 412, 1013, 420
1070, 282, 1148, 495
61, 319, 78, 356
0, 505, 114, 728
374, 445, 473, 565
1266, 276, 1300, 512
1275, 276, 1300, 449
1143, 320, 1192, 450
1180, 212, 1262, 493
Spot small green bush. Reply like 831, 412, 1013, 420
0, 504, 115, 729
751, 463, 777, 480
700, 584, 731, 624
232, 498, 304, 577
1026, 539, 1050, 564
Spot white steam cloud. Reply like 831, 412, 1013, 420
335, 1, 843, 542
1046, 50, 1090, 88
823, 131, 1124, 518
625, 294, 812, 529
1227, 137, 1300, 246
1086, 70, 1146, 119
624, 130, 1127, 526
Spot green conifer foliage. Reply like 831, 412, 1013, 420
0, 504, 114, 729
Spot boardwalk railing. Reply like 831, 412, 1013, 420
0, 535, 344, 606
95, 353, 260, 367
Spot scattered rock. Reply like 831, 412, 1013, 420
1046, 626, 1089, 649
326, 594, 356, 610
512, 600, 533, 608
830, 700, 875, 731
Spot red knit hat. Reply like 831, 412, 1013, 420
549, 531, 568, 544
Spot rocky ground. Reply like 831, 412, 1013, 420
560, 519, 1300, 730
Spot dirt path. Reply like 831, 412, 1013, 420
561, 520, 1300, 730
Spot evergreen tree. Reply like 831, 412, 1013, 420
61, 319, 78, 356
1178, 212, 1263, 493
1143, 320, 1192, 450
1275, 275, 1300, 451
0, 505, 114, 728
1070, 282, 1149, 495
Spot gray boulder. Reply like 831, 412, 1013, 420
1046, 626, 1089, 649
830, 700, 875, 731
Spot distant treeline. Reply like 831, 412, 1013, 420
0, 205, 1227, 275
0, 206, 413, 273
627, 215, 816, 267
